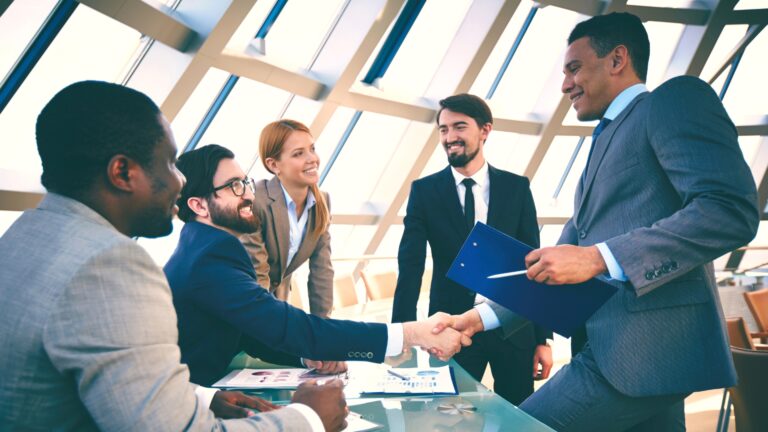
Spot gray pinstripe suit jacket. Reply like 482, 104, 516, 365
0, 193, 310, 431
561, 76, 758, 397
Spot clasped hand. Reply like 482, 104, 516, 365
403, 312, 475, 361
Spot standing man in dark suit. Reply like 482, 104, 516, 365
435, 13, 759, 431
392, 94, 553, 405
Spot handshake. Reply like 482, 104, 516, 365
401, 309, 485, 361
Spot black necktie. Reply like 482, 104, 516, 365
462, 178, 476, 231
583, 118, 612, 180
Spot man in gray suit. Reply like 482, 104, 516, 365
435, 12, 759, 431
0, 81, 347, 431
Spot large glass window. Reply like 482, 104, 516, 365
0, 6, 143, 184
0, 0, 58, 79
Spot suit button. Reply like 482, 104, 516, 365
670, 261, 678, 270
367, 352, 373, 359
579, 230, 587, 239
654, 269, 663, 278
661, 263, 670, 273
645, 271, 654, 280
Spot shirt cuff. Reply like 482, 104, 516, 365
474, 302, 500, 331
385, 323, 404, 356
596, 242, 627, 281
285, 403, 325, 432
194, 386, 218, 412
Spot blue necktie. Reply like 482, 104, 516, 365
583, 118, 611, 180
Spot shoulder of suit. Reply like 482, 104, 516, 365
489, 165, 530, 186
651, 75, 712, 99
413, 167, 450, 187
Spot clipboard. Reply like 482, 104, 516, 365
446, 222, 617, 337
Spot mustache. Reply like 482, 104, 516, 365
444, 140, 465, 147
238, 200, 253, 210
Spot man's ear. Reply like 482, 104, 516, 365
187, 196, 209, 218
609, 45, 630, 74
106, 154, 140, 192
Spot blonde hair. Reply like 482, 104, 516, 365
259, 120, 330, 235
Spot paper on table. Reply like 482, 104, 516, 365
211, 368, 348, 389
354, 365, 457, 395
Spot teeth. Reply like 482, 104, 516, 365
240, 206, 252, 215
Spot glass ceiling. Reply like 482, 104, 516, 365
0, 0, 766, 277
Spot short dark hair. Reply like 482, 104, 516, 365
36, 80, 165, 196
436, 93, 493, 128
568, 12, 650, 81
175, 144, 234, 222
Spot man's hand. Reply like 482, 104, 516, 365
532, 343, 553, 380
304, 360, 347, 375
431, 308, 484, 339
210, 390, 278, 419
525, 245, 606, 284
292, 379, 348, 432
403, 312, 472, 361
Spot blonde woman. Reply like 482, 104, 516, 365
241, 120, 333, 317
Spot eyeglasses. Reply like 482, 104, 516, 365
211, 177, 255, 197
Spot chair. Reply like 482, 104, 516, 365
360, 270, 397, 300
726, 317, 756, 350
332, 273, 359, 309
728, 347, 768, 432
743, 289, 768, 344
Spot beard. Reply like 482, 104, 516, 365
445, 141, 480, 168
208, 197, 259, 234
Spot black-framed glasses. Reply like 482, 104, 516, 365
211, 177, 255, 197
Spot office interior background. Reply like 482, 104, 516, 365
0, 0, 767, 427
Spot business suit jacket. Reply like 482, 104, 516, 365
165, 221, 387, 386
558, 76, 758, 397
241, 177, 333, 316
392, 164, 550, 346
0, 194, 308, 431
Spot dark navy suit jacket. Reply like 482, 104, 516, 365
164, 222, 388, 386
392, 165, 550, 346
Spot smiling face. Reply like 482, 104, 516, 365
206, 158, 258, 234
438, 108, 489, 168
267, 130, 320, 189
562, 36, 616, 121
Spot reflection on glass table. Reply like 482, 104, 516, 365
225, 348, 554, 431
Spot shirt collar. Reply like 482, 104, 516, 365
280, 183, 316, 211
603, 83, 647, 121
451, 161, 489, 189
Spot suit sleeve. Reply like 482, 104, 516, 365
307, 192, 334, 317
191, 236, 388, 363
240, 228, 272, 290
606, 77, 759, 295
240, 336, 303, 368
557, 217, 578, 246
43, 241, 309, 431
392, 182, 428, 323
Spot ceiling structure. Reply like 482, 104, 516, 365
0, 0, 766, 278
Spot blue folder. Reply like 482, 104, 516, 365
446, 222, 617, 337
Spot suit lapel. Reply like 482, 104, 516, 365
435, 166, 467, 235
486, 165, 503, 227
576, 93, 647, 221
266, 177, 291, 274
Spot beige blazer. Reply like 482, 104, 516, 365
241, 177, 334, 316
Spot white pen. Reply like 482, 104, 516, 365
486, 269, 528, 279
387, 369, 410, 381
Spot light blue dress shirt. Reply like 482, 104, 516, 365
281, 185, 316, 268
